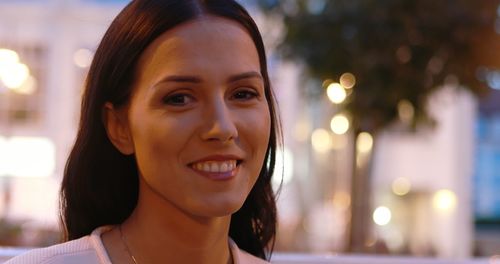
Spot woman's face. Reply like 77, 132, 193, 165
121, 17, 270, 217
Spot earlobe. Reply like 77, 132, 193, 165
102, 102, 135, 155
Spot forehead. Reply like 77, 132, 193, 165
135, 16, 261, 84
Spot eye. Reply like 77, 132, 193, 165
163, 93, 194, 106
231, 89, 260, 101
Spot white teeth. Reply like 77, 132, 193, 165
203, 163, 210, 172
192, 160, 237, 173
210, 163, 218, 172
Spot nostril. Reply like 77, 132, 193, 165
202, 126, 237, 142
207, 135, 234, 142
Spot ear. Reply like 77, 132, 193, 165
102, 102, 134, 155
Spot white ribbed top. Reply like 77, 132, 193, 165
4, 226, 268, 264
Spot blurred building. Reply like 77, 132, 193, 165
371, 86, 476, 258
0, 0, 128, 246
474, 89, 500, 256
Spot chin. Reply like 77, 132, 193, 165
195, 198, 246, 217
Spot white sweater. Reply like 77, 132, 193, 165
5, 226, 268, 264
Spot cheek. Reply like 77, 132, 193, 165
241, 106, 271, 160
247, 109, 271, 192
130, 115, 187, 170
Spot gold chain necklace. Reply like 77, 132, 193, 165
118, 225, 234, 264
119, 225, 139, 264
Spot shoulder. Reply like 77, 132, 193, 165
237, 250, 270, 264
3, 236, 97, 264
229, 239, 270, 264
4, 226, 113, 264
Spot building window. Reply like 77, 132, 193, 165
0, 44, 46, 128
474, 90, 500, 256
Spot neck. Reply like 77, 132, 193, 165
121, 180, 232, 264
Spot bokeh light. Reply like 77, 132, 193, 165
0, 48, 33, 91
0, 48, 19, 64
322, 78, 333, 88
487, 70, 500, 90
1, 62, 30, 89
330, 114, 350, 135
373, 206, 392, 226
1, 137, 55, 178
432, 189, 457, 212
392, 177, 411, 196
73, 48, 93, 68
311, 128, 333, 153
326, 82, 346, 104
396, 46, 411, 64
398, 99, 415, 124
427, 56, 444, 74
339, 72, 356, 89
356, 132, 373, 153
332, 191, 351, 210
13, 75, 37, 94
306, 0, 327, 14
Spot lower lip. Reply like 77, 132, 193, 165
190, 165, 239, 181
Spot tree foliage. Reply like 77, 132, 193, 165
258, 0, 500, 133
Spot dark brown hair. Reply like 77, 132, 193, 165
60, 0, 281, 260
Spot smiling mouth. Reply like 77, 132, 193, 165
190, 160, 243, 172
189, 160, 243, 180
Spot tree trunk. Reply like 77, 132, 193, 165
347, 129, 376, 253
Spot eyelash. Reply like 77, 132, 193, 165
162, 93, 194, 106
231, 89, 260, 101
162, 88, 260, 107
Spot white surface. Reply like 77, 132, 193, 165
0, 250, 495, 264
271, 253, 493, 264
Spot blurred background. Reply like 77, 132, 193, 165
0, 0, 499, 260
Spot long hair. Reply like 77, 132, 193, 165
60, 0, 281, 260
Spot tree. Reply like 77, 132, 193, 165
257, 0, 500, 253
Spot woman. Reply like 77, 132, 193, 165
6, 0, 281, 263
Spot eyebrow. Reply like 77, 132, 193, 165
155, 71, 263, 86
227, 71, 263, 83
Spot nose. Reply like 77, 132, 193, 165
200, 98, 238, 143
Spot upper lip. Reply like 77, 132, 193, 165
189, 154, 244, 164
